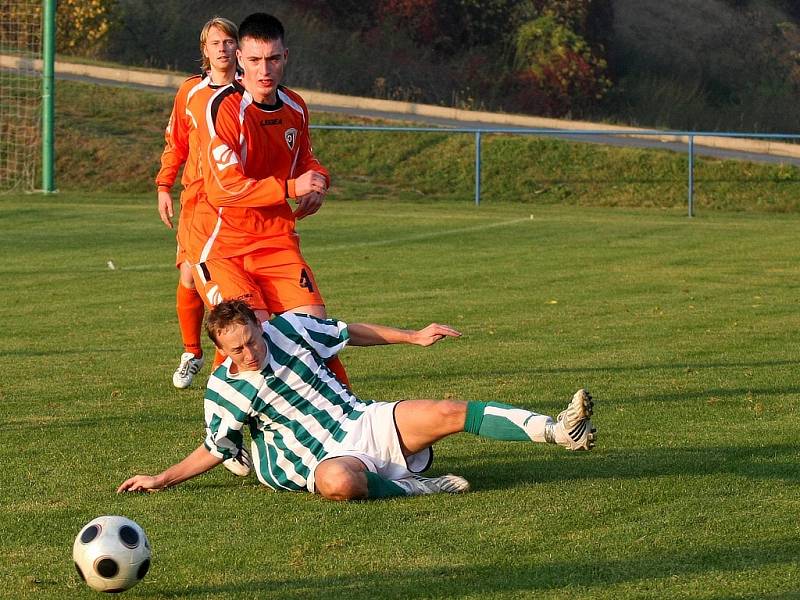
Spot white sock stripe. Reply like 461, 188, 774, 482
484, 405, 541, 427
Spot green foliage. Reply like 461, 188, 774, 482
86, 0, 614, 118
512, 13, 612, 116
56, 0, 114, 57
297, 0, 520, 54
42, 0, 800, 129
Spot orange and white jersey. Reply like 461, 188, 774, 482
156, 73, 238, 250
187, 82, 329, 262
156, 73, 207, 195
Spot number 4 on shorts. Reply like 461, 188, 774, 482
299, 268, 315, 292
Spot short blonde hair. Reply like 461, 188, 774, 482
199, 17, 238, 72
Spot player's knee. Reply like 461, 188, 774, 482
287, 304, 326, 319
179, 264, 195, 288
436, 400, 468, 428
315, 463, 366, 501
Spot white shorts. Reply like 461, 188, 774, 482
307, 400, 433, 493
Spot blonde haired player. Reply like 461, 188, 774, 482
155, 17, 238, 389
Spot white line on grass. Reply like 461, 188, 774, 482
307, 216, 534, 253
69, 218, 534, 272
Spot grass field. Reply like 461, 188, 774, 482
2, 192, 799, 599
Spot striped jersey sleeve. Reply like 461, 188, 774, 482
202, 371, 259, 460
270, 312, 349, 360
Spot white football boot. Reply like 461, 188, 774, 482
394, 474, 471, 495
223, 447, 252, 477
172, 352, 205, 389
553, 389, 596, 451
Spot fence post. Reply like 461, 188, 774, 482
474, 131, 481, 206
688, 134, 694, 217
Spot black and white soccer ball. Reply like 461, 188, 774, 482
73, 516, 151, 593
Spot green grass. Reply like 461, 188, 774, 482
32, 79, 800, 212
2, 192, 799, 599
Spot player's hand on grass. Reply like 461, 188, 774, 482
293, 170, 327, 197
117, 475, 162, 493
411, 324, 462, 347
157, 190, 175, 229
293, 191, 324, 220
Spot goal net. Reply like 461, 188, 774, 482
0, 0, 42, 192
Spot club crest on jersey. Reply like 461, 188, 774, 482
284, 128, 297, 150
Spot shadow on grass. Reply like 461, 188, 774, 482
451, 442, 800, 492
623, 385, 800, 404
6, 412, 199, 432
122, 442, 800, 499
359, 358, 800, 385
0, 348, 101, 359
143, 536, 800, 598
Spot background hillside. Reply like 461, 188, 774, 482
51, 78, 800, 212
58, 0, 800, 132
610, 0, 800, 131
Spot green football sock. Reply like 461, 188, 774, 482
464, 401, 554, 443
365, 472, 407, 498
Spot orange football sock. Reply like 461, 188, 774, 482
326, 356, 351, 388
176, 283, 205, 358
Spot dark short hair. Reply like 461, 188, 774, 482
206, 300, 259, 346
238, 13, 285, 45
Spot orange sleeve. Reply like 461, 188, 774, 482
155, 79, 194, 191
202, 97, 292, 208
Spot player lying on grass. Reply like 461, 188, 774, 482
118, 300, 596, 499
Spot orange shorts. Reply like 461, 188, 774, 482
175, 242, 188, 269
193, 249, 325, 313
176, 186, 200, 269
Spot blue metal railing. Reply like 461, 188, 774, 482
312, 124, 800, 217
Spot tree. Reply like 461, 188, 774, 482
511, 12, 611, 116
56, 0, 114, 57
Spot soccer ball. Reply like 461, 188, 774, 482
73, 516, 151, 593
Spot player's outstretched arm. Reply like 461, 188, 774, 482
117, 445, 222, 493
348, 322, 461, 347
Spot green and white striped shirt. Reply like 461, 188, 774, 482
203, 312, 371, 491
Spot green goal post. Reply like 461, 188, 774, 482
41, 0, 54, 193
0, 0, 55, 193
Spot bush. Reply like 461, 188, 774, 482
56, 0, 113, 57
511, 14, 611, 117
